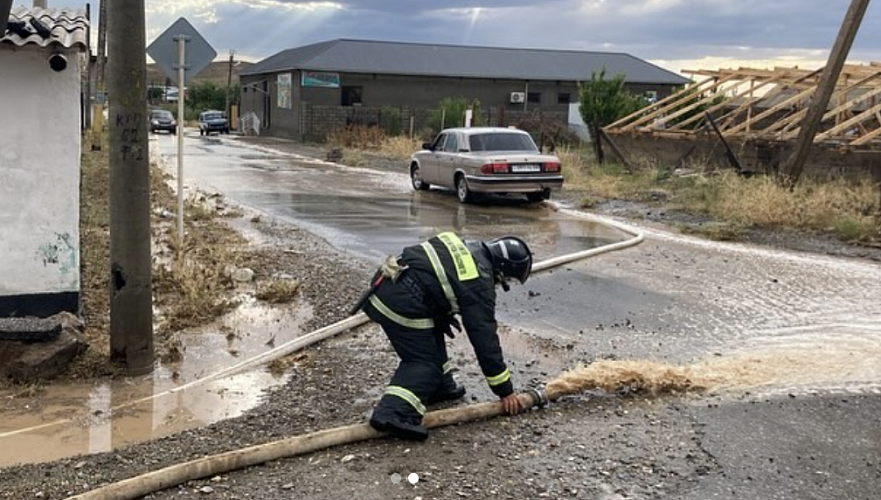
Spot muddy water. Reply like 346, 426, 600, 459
0, 298, 312, 467
545, 322, 881, 400
4, 134, 863, 469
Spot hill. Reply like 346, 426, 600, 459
146, 60, 254, 87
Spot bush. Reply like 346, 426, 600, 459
326, 125, 386, 149
379, 106, 403, 136
426, 97, 484, 133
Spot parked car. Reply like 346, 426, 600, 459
198, 110, 229, 136
149, 109, 176, 134
409, 127, 564, 203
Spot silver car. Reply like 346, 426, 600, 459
410, 127, 564, 203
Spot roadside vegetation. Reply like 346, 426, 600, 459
74, 130, 301, 379
558, 147, 881, 244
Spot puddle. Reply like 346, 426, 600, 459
0, 298, 314, 467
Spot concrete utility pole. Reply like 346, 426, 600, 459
780, 0, 871, 185
107, 0, 154, 375
96, 0, 107, 94
32, 0, 45, 7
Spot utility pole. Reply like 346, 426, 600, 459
96, 0, 107, 96
90, 0, 107, 143
107, 0, 154, 375
780, 0, 871, 186
32, 0, 45, 7
225, 49, 235, 123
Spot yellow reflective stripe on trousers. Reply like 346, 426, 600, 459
486, 368, 511, 386
368, 295, 435, 330
421, 241, 460, 314
385, 385, 426, 415
442, 360, 453, 374
436, 232, 478, 281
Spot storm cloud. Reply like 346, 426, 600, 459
68, 0, 881, 71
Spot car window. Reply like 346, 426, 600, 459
152, 111, 172, 120
202, 112, 224, 121
443, 134, 459, 153
431, 134, 447, 151
469, 133, 538, 152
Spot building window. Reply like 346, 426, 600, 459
342, 86, 363, 107
557, 93, 570, 104
527, 92, 541, 104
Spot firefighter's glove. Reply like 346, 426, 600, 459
438, 316, 461, 339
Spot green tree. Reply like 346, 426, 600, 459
426, 97, 484, 133
578, 69, 648, 163
186, 82, 226, 116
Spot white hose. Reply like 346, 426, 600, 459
0, 204, 644, 440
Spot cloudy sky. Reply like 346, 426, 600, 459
66, 0, 881, 74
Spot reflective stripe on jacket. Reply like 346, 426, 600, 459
368, 232, 514, 398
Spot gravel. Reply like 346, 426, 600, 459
1, 137, 878, 499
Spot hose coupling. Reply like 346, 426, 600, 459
527, 386, 549, 408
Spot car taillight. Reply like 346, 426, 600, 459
543, 162, 561, 172
480, 162, 509, 174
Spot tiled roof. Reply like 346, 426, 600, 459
242, 39, 689, 86
1, 6, 88, 50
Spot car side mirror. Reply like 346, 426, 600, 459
422, 142, 432, 150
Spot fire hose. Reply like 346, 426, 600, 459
63, 208, 643, 500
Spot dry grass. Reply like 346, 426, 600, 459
377, 135, 421, 160
71, 138, 115, 377
152, 208, 246, 337
72, 131, 250, 378
327, 126, 420, 163
326, 125, 385, 149
707, 173, 879, 236
562, 148, 881, 243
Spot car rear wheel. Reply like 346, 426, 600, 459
411, 165, 430, 191
456, 174, 473, 204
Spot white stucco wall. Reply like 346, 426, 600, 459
0, 48, 81, 297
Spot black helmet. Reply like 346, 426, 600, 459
486, 236, 533, 285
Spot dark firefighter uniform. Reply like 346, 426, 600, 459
361, 232, 514, 440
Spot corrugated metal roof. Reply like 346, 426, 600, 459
242, 39, 688, 85
1, 6, 88, 50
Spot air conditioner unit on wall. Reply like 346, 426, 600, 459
510, 92, 525, 104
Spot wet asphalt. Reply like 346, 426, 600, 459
144, 131, 881, 499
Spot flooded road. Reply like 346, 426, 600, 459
152, 133, 881, 394
2, 131, 879, 471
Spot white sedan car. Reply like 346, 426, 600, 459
410, 127, 564, 203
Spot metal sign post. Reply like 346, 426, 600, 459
175, 34, 189, 241
147, 18, 216, 243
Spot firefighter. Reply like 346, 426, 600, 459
354, 232, 533, 441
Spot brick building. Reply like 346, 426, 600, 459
239, 39, 688, 141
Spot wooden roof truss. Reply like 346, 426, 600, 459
605, 63, 881, 149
